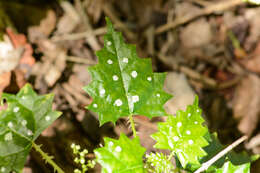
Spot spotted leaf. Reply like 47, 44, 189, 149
215, 161, 250, 173
84, 18, 172, 125
0, 84, 61, 172
151, 96, 209, 167
94, 134, 147, 173
179, 133, 258, 172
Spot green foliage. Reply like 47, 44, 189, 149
0, 84, 61, 172
86, 18, 258, 173
0, 17, 257, 173
145, 152, 175, 173
215, 161, 250, 173
71, 143, 96, 173
151, 96, 209, 167
84, 18, 172, 125
94, 134, 146, 173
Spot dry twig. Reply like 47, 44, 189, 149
156, 0, 244, 34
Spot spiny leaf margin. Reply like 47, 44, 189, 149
94, 134, 147, 173
0, 84, 61, 172
84, 18, 172, 125
151, 96, 209, 167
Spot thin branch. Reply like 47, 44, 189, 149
194, 135, 248, 173
155, 0, 244, 34
129, 114, 137, 138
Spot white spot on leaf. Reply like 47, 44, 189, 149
1, 167, 6, 172
156, 93, 160, 97
115, 146, 122, 152
188, 140, 194, 145
147, 77, 152, 81
194, 121, 198, 124
107, 59, 113, 64
45, 116, 51, 121
114, 99, 123, 106
93, 104, 98, 108
8, 122, 13, 128
21, 96, 26, 100
131, 71, 138, 78
197, 109, 200, 113
4, 132, 12, 141
132, 95, 139, 103
108, 141, 114, 147
100, 89, 106, 95
188, 113, 191, 117
21, 120, 27, 126
173, 136, 179, 142
27, 130, 33, 136
168, 141, 174, 148
186, 130, 191, 135
13, 107, 19, 113
113, 75, 119, 81
177, 122, 182, 127
122, 57, 128, 63
107, 41, 112, 46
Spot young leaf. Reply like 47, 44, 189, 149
0, 84, 61, 172
84, 18, 172, 125
94, 134, 147, 173
151, 96, 209, 168
215, 161, 250, 173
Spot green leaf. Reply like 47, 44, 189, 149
151, 96, 209, 167
94, 134, 147, 173
215, 161, 250, 173
183, 133, 258, 173
84, 18, 172, 125
0, 84, 61, 172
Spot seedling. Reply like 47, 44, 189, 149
0, 18, 258, 173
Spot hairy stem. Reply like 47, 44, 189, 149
32, 142, 65, 173
129, 115, 137, 138
194, 135, 248, 173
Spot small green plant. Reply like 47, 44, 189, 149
0, 18, 258, 173
71, 143, 96, 173
0, 84, 64, 173
84, 18, 259, 173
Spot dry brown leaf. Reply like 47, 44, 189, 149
28, 9, 56, 43
0, 35, 22, 75
0, 72, 11, 96
6, 28, 36, 72
232, 74, 260, 136
239, 42, 260, 74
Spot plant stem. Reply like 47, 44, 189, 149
129, 114, 137, 138
168, 151, 175, 161
194, 135, 248, 173
32, 142, 65, 173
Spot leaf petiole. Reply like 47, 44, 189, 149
129, 114, 137, 138
32, 142, 65, 173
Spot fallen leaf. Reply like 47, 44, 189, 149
180, 18, 212, 48
239, 42, 260, 74
6, 28, 35, 74
232, 74, 260, 136
164, 72, 195, 115
0, 72, 11, 96
0, 34, 22, 75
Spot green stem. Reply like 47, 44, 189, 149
32, 142, 65, 173
167, 151, 175, 161
129, 114, 137, 138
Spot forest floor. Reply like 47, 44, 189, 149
1, 0, 260, 172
